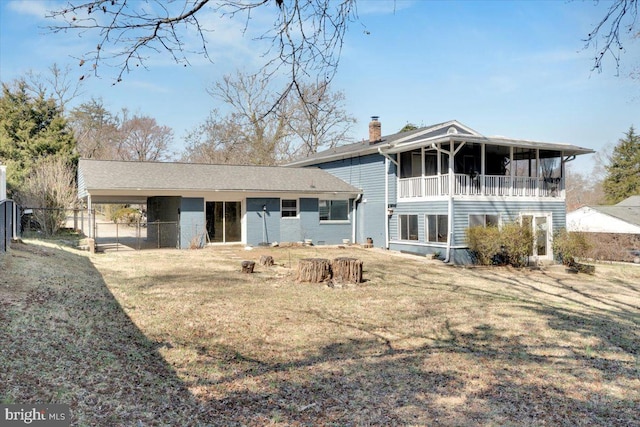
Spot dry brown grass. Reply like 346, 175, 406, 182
1, 240, 639, 426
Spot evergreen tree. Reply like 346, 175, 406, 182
0, 80, 77, 197
602, 126, 640, 204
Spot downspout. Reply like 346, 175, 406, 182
351, 192, 362, 244
384, 156, 389, 249
445, 151, 454, 263
442, 140, 465, 264
378, 147, 397, 250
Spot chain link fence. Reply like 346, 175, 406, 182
1, 200, 16, 254
18, 207, 179, 251
94, 220, 179, 251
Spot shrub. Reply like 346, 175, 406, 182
552, 230, 592, 265
500, 221, 533, 267
111, 207, 141, 224
466, 222, 534, 267
466, 226, 501, 265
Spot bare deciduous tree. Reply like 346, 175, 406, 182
207, 72, 292, 165
182, 110, 250, 165
182, 71, 354, 164
287, 81, 356, 158
116, 111, 174, 161
25, 63, 84, 112
565, 163, 605, 211
19, 157, 77, 236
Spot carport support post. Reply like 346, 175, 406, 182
87, 195, 93, 238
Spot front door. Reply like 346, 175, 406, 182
206, 201, 241, 243
521, 213, 552, 260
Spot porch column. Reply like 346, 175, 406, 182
436, 144, 442, 196
535, 149, 540, 197
87, 194, 93, 239
480, 143, 486, 195
509, 147, 514, 197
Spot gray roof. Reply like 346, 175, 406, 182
616, 195, 640, 207
78, 159, 361, 200
288, 120, 594, 167
590, 196, 640, 227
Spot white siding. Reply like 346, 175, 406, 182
567, 207, 640, 234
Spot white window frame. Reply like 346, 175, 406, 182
425, 214, 448, 243
281, 199, 298, 218
398, 214, 419, 241
468, 214, 501, 228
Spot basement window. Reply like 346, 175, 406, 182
399, 214, 419, 241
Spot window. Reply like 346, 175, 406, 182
469, 214, 499, 228
281, 199, 298, 218
399, 215, 419, 240
426, 214, 448, 243
319, 200, 349, 221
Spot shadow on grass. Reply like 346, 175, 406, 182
188, 265, 639, 426
195, 315, 638, 426
0, 241, 204, 425
4, 242, 637, 426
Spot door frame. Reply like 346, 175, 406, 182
520, 211, 553, 261
205, 200, 243, 244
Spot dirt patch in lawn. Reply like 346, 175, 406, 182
2, 241, 639, 426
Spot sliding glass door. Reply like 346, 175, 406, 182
206, 201, 241, 243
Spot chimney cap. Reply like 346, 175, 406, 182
370, 116, 379, 121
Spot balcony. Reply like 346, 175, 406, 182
398, 174, 564, 199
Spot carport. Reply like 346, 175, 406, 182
77, 159, 362, 250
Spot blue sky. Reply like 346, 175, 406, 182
1, 0, 638, 172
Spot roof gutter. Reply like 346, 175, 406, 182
377, 147, 398, 166
383, 135, 594, 156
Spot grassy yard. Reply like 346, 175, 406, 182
1, 240, 638, 426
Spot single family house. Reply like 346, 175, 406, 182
77, 119, 593, 264
288, 118, 594, 264
567, 196, 640, 235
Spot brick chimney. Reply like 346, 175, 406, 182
369, 116, 381, 144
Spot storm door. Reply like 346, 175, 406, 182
521, 213, 552, 260
206, 201, 241, 243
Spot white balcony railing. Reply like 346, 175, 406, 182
398, 174, 563, 199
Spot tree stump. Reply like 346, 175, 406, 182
331, 257, 363, 284
297, 258, 331, 282
260, 255, 274, 266
241, 260, 255, 273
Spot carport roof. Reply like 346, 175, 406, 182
78, 159, 362, 203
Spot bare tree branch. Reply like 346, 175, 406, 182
583, 0, 639, 74
25, 63, 84, 112
46, 0, 357, 94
